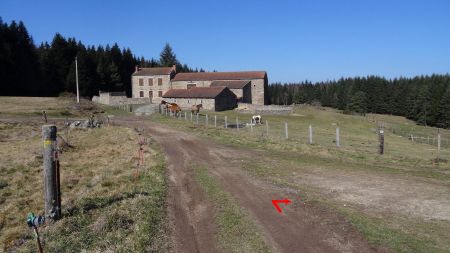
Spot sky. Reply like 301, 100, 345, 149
1, 0, 449, 83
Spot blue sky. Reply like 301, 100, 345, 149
1, 0, 449, 83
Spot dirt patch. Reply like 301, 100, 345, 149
295, 169, 450, 221
116, 117, 382, 253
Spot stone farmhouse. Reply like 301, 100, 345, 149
163, 86, 237, 111
131, 65, 268, 111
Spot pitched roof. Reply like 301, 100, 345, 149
210, 80, 250, 89
163, 87, 236, 99
172, 71, 266, 81
132, 67, 174, 76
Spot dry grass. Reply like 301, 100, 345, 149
0, 122, 168, 252
0, 97, 72, 115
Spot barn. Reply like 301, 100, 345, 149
162, 86, 237, 111
210, 80, 251, 103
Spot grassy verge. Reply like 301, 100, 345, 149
195, 166, 273, 253
0, 122, 168, 252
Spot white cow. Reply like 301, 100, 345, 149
251, 115, 262, 124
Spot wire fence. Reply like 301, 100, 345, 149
160, 109, 449, 157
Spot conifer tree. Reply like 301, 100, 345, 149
159, 43, 179, 67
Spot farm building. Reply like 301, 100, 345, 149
131, 66, 176, 102
131, 67, 268, 106
171, 71, 268, 105
162, 86, 237, 111
210, 80, 251, 103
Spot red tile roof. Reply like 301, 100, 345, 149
210, 80, 250, 89
132, 67, 174, 76
163, 87, 235, 99
172, 71, 266, 81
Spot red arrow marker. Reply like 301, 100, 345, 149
272, 199, 292, 213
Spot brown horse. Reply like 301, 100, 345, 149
167, 103, 182, 117
191, 104, 202, 115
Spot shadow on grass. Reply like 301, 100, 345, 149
65, 191, 150, 217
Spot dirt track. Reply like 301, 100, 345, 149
116, 116, 385, 253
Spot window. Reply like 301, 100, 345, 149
158, 78, 163, 86
148, 78, 153, 86
149, 91, 153, 98
139, 79, 143, 86
139, 91, 144, 97
187, 83, 196, 89
158, 91, 163, 97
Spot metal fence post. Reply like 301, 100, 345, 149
214, 115, 217, 128
206, 114, 209, 127
309, 125, 313, 144
336, 127, 340, 147
285, 122, 288, 139
266, 120, 269, 136
225, 116, 228, 128
196, 113, 199, 125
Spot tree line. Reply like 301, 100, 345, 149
0, 18, 200, 98
269, 75, 450, 128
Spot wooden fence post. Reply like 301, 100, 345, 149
437, 129, 441, 159
184, 111, 187, 121
190, 112, 193, 122
206, 114, 209, 127
42, 111, 48, 123
225, 116, 228, 128
42, 125, 61, 220
266, 120, 269, 136
214, 115, 217, 128
379, 126, 384, 155
309, 125, 313, 144
196, 113, 199, 125
336, 127, 340, 147
285, 122, 288, 139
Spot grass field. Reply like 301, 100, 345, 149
0, 121, 168, 252
152, 105, 450, 252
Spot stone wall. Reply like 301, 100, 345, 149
92, 92, 150, 106
171, 80, 212, 89
250, 76, 268, 105
236, 103, 293, 115
163, 98, 215, 110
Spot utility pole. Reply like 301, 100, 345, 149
75, 57, 80, 103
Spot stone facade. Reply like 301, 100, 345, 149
132, 68, 268, 107
163, 98, 215, 110
131, 66, 176, 104
163, 87, 237, 111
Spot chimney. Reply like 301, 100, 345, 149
172, 64, 177, 74
135, 65, 139, 73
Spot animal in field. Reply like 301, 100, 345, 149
191, 104, 203, 115
167, 103, 182, 117
160, 100, 168, 113
251, 115, 262, 124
